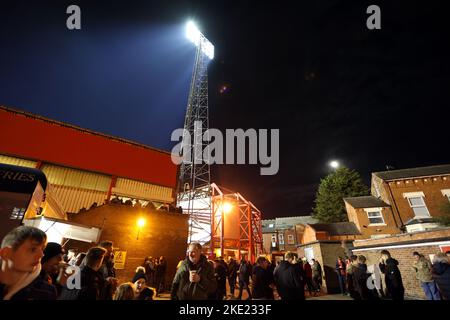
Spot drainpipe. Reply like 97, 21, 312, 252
386, 181, 404, 232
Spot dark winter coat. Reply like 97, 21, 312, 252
251, 265, 273, 299
59, 265, 107, 300
379, 258, 404, 300
170, 255, 217, 300
228, 260, 238, 279
352, 263, 373, 300
0, 273, 57, 300
274, 261, 305, 300
432, 262, 450, 300
238, 261, 252, 283
215, 263, 227, 294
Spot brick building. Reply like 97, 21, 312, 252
68, 203, 189, 287
262, 216, 317, 258
0, 105, 177, 217
345, 164, 450, 237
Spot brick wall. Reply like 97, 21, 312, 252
345, 202, 400, 238
67, 203, 189, 289
297, 241, 353, 294
386, 175, 450, 223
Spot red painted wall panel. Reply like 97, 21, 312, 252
0, 108, 177, 188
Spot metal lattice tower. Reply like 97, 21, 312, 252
177, 23, 214, 245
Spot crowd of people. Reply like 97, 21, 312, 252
336, 250, 450, 300
1, 225, 449, 300
170, 242, 325, 300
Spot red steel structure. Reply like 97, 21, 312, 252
210, 183, 262, 263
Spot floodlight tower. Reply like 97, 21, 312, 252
177, 21, 215, 244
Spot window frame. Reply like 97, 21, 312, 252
403, 192, 430, 218
364, 207, 386, 226
287, 234, 295, 245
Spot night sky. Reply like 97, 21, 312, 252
1, 1, 449, 219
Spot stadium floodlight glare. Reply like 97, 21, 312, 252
186, 20, 214, 60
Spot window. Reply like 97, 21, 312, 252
287, 234, 295, 244
278, 233, 284, 245
364, 207, 385, 225
268, 223, 274, 228
442, 189, 450, 202
271, 234, 277, 247
403, 192, 430, 217
367, 211, 385, 225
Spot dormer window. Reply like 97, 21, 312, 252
403, 192, 430, 218
442, 189, 450, 202
364, 207, 385, 225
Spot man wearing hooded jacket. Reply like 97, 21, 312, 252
379, 250, 404, 300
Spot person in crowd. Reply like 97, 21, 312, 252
311, 259, 322, 293
335, 256, 347, 295
302, 258, 314, 296
237, 255, 252, 300
412, 251, 440, 300
65, 249, 77, 265
98, 240, 118, 300
136, 286, 155, 300
432, 252, 450, 300
251, 256, 273, 300
114, 282, 135, 300
0, 226, 57, 300
74, 252, 86, 267
155, 256, 167, 295
131, 266, 148, 285
227, 257, 238, 298
59, 247, 107, 300
346, 255, 360, 300
379, 250, 404, 300
352, 255, 376, 300
274, 252, 305, 300
143, 256, 156, 286
40, 242, 65, 296
170, 242, 217, 300
213, 259, 227, 300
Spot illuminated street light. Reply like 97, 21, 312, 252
329, 160, 340, 169
136, 217, 146, 240
137, 218, 146, 228
186, 20, 214, 59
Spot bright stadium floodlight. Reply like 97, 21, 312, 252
186, 20, 214, 60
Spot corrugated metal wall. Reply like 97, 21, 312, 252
41, 164, 110, 192
114, 177, 173, 203
50, 184, 108, 214
1, 156, 174, 213
0, 154, 37, 168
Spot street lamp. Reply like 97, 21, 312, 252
136, 217, 146, 240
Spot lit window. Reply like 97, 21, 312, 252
271, 234, 277, 247
278, 233, 285, 245
269, 223, 274, 228
287, 234, 295, 244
